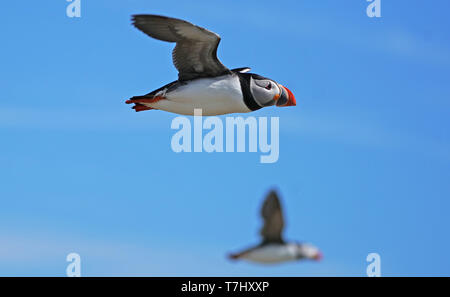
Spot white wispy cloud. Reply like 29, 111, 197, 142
0, 107, 171, 132
281, 110, 450, 161
0, 229, 355, 276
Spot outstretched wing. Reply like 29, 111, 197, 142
132, 15, 231, 81
260, 190, 285, 244
231, 67, 251, 73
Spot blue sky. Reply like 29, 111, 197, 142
1, 0, 449, 276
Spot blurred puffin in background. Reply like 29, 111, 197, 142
228, 190, 322, 264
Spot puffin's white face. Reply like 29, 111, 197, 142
249, 75, 296, 108
250, 77, 281, 106
296, 243, 322, 261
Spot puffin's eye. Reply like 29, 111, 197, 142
265, 82, 272, 90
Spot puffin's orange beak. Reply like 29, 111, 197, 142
313, 251, 323, 261
276, 84, 296, 107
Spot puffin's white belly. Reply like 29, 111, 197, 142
241, 244, 298, 264
148, 75, 251, 116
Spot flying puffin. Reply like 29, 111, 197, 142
125, 15, 296, 116
228, 190, 322, 264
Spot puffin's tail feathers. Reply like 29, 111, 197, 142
132, 103, 154, 112
227, 252, 242, 261
126, 95, 165, 112
125, 95, 164, 105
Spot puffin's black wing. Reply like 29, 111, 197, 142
260, 190, 285, 244
231, 67, 251, 73
132, 14, 231, 81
